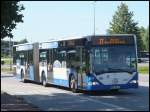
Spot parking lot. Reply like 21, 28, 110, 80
1, 73, 149, 111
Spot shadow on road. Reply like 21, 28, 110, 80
1, 75, 14, 78
18, 78, 149, 97
1, 76, 149, 111
1, 92, 40, 111
11, 85, 149, 111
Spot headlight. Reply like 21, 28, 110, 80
88, 82, 93, 86
130, 80, 137, 83
92, 82, 99, 85
88, 81, 99, 86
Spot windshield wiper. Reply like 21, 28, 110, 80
107, 67, 134, 74
94, 67, 135, 75
95, 70, 109, 75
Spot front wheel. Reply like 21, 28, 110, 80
70, 75, 78, 93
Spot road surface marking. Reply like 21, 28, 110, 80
70, 92, 132, 111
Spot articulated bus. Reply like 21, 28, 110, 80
13, 34, 138, 92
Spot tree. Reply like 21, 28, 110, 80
107, 2, 144, 52
139, 26, 149, 51
139, 26, 146, 50
1, 1, 25, 39
18, 38, 28, 44
144, 26, 149, 51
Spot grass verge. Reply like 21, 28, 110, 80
1, 58, 13, 65
1, 66, 14, 74
138, 66, 149, 74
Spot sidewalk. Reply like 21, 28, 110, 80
139, 74, 149, 82
1, 91, 41, 111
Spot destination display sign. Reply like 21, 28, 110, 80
59, 38, 86, 47
92, 36, 135, 46
16, 44, 33, 51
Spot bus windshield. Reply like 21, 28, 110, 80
92, 46, 137, 75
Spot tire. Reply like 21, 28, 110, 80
21, 70, 26, 83
110, 89, 119, 92
69, 75, 78, 93
41, 72, 47, 87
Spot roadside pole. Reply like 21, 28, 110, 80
9, 37, 12, 71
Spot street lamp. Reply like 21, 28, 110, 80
93, 1, 96, 37
9, 37, 12, 71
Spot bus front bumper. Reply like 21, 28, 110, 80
83, 83, 138, 91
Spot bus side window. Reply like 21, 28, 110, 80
67, 49, 77, 68
13, 47, 16, 65
28, 50, 33, 65
53, 49, 57, 63
59, 49, 66, 68
48, 49, 53, 71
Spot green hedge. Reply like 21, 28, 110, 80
1, 58, 13, 65
138, 66, 149, 74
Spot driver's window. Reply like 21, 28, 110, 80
95, 49, 101, 64
126, 55, 136, 68
101, 48, 108, 62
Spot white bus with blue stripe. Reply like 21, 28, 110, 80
13, 34, 138, 92
13, 43, 39, 82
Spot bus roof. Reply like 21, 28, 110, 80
13, 42, 37, 47
40, 34, 135, 43
13, 34, 135, 46
41, 36, 86, 43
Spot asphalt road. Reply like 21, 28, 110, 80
1, 73, 149, 111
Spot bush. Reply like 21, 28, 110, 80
138, 66, 149, 74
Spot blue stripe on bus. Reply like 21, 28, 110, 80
84, 83, 138, 91
16, 74, 21, 79
28, 66, 34, 80
52, 78, 69, 87
15, 66, 35, 81
82, 73, 139, 91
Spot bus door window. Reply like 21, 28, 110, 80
66, 49, 79, 79
19, 53, 25, 65
13, 47, 16, 65
59, 50, 67, 68
26, 50, 33, 76
16, 52, 21, 69
48, 49, 53, 72
52, 49, 57, 66
40, 51, 47, 66
47, 49, 53, 81
67, 49, 77, 69
82, 48, 90, 75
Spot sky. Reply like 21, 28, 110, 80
7, 1, 149, 42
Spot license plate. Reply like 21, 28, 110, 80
111, 86, 120, 89
112, 78, 118, 84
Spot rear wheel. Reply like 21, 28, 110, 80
70, 75, 77, 93
41, 72, 47, 87
21, 70, 26, 83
